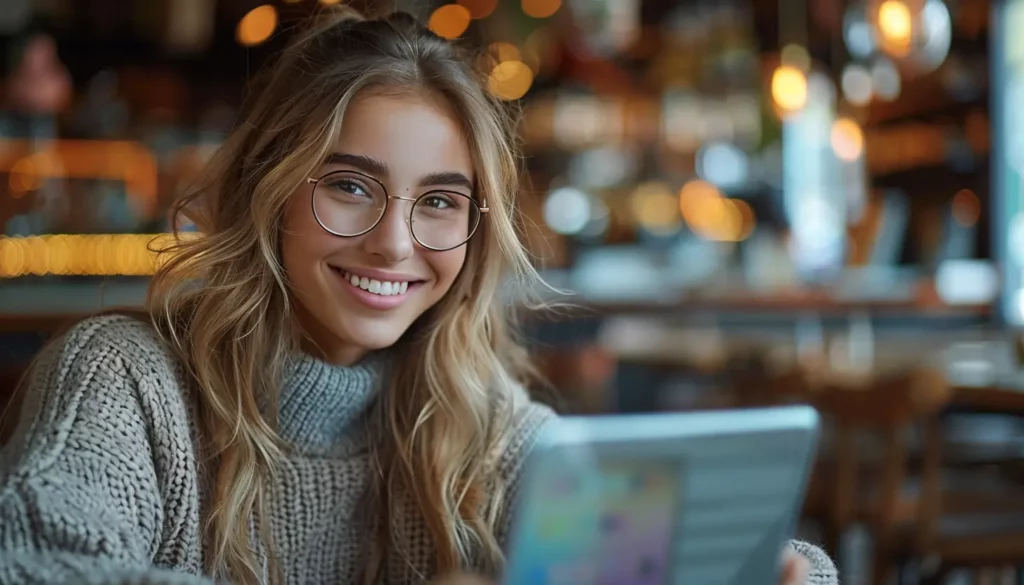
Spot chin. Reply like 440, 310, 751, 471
336, 321, 406, 352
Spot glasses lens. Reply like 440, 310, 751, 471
312, 171, 387, 236
410, 192, 481, 250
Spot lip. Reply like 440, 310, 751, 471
329, 266, 423, 311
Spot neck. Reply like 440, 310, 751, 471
277, 350, 388, 448
300, 336, 369, 366
293, 304, 369, 366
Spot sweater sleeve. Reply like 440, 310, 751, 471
494, 389, 557, 549
0, 319, 211, 585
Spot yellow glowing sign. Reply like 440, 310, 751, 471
0, 234, 194, 278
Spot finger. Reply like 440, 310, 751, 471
781, 550, 811, 585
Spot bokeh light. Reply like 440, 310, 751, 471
679, 180, 756, 242
544, 187, 592, 235
236, 5, 277, 47
841, 64, 873, 106
871, 58, 902, 100
489, 42, 522, 63
630, 182, 681, 235
0, 234, 194, 278
771, 65, 808, 112
428, 4, 472, 40
522, 0, 562, 19
878, 0, 912, 56
488, 60, 534, 101
830, 118, 865, 162
458, 0, 498, 19
952, 189, 981, 227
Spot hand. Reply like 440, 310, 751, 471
781, 547, 811, 585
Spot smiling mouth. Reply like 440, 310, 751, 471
329, 267, 421, 297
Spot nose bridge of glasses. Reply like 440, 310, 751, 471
389, 194, 419, 203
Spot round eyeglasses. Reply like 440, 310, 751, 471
307, 170, 488, 252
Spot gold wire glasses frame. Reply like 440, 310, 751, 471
306, 169, 489, 252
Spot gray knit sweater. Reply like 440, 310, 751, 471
0, 315, 837, 584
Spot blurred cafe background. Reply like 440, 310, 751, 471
1, 0, 1024, 583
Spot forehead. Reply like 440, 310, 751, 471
333, 91, 474, 180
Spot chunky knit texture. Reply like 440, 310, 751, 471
0, 314, 837, 584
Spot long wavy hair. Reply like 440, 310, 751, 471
149, 9, 541, 584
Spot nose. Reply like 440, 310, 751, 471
362, 199, 414, 263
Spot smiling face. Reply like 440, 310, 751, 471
281, 91, 475, 364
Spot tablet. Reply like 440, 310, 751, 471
503, 405, 820, 585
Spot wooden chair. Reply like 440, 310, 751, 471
732, 362, 953, 577
800, 367, 1024, 585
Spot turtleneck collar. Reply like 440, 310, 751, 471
276, 350, 388, 448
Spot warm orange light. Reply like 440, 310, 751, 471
730, 199, 757, 241
771, 65, 808, 112
9, 152, 48, 195
878, 0, 912, 55
236, 5, 277, 47
488, 60, 534, 101
318, 0, 342, 5
0, 139, 158, 216
479, 42, 523, 71
0, 234, 195, 278
490, 42, 522, 62
952, 189, 981, 227
678, 180, 755, 242
830, 117, 865, 162
458, 0, 498, 19
630, 182, 680, 234
522, 0, 562, 18
428, 4, 472, 39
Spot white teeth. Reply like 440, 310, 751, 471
341, 270, 411, 297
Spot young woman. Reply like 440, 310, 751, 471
0, 10, 837, 585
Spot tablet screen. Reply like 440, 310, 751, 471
509, 461, 678, 585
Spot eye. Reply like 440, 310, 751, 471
421, 193, 458, 210
326, 178, 370, 198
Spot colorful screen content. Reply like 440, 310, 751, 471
506, 463, 678, 585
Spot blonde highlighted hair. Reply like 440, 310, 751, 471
148, 7, 542, 585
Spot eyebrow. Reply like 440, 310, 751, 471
324, 152, 474, 192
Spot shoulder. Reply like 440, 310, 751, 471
14, 313, 192, 445
55, 313, 174, 364
38, 313, 182, 386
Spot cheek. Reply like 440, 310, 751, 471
429, 248, 468, 291
281, 193, 331, 285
